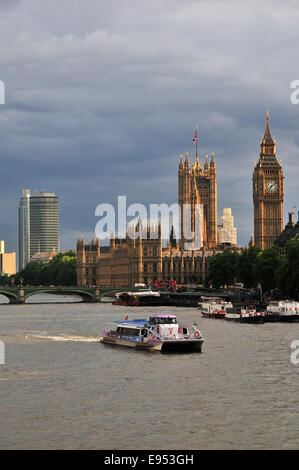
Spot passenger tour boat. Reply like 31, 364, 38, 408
225, 306, 265, 323
100, 314, 204, 352
265, 300, 299, 322
112, 289, 161, 306
198, 297, 233, 319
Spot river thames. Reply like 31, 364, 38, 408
0, 294, 298, 450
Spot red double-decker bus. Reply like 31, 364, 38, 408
154, 280, 177, 290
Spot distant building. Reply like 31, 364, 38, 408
178, 152, 217, 249
30, 251, 57, 263
30, 191, 59, 259
248, 233, 254, 247
218, 208, 237, 246
31, 249, 73, 264
18, 189, 59, 269
0, 241, 16, 275
76, 130, 244, 287
77, 225, 209, 287
18, 189, 31, 271
275, 211, 299, 256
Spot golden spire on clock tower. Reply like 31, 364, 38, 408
260, 110, 276, 156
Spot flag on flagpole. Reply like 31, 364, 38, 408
193, 125, 199, 158
193, 126, 199, 144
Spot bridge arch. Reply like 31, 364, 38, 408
0, 289, 19, 304
24, 288, 96, 303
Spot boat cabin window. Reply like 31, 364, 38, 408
150, 317, 177, 324
117, 327, 140, 336
226, 308, 236, 314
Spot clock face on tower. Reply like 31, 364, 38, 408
265, 179, 278, 193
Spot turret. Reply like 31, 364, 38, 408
210, 152, 216, 174
204, 155, 210, 175
248, 233, 254, 247
184, 152, 191, 171
179, 154, 184, 173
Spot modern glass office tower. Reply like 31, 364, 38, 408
18, 189, 31, 271
29, 191, 59, 259
18, 189, 59, 270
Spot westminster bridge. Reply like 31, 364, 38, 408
0, 286, 136, 304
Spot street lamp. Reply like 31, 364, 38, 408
257, 283, 262, 302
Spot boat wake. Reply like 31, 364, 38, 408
29, 334, 101, 343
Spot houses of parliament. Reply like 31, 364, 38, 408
77, 114, 285, 287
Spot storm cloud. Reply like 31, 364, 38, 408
0, 0, 298, 253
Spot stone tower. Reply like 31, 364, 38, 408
178, 151, 217, 249
253, 112, 284, 250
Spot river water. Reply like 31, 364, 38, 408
0, 294, 298, 450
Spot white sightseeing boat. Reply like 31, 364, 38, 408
198, 297, 233, 319
266, 300, 299, 322
225, 306, 265, 323
100, 314, 204, 352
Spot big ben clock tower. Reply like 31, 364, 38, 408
253, 112, 284, 250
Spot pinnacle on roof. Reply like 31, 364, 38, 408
261, 111, 275, 147
185, 152, 190, 169
179, 154, 184, 169
210, 152, 216, 167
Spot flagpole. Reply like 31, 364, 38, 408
195, 124, 198, 159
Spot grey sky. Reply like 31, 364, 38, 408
0, 0, 298, 253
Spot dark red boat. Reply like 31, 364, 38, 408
112, 290, 161, 307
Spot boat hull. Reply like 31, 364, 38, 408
225, 316, 264, 323
112, 301, 140, 306
201, 312, 225, 319
112, 299, 161, 306
161, 338, 203, 352
100, 336, 163, 351
100, 336, 203, 352
265, 314, 299, 322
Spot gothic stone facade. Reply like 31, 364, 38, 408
76, 225, 209, 287
253, 113, 284, 250
178, 152, 217, 249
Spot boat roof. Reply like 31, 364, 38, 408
149, 314, 176, 318
115, 314, 177, 327
115, 319, 149, 328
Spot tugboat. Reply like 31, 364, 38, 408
100, 314, 204, 352
265, 300, 299, 322
225, 306, 265, 323
198, 297, 233, 319
112, 289, 161, 306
